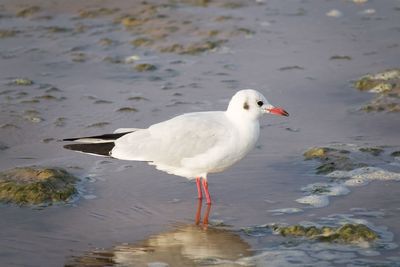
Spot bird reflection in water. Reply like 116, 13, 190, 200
66, 204, 251, 267
195, 199, 211, 228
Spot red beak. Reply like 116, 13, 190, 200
268, 107, 289, 117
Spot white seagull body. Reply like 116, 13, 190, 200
63, 89, 289, 204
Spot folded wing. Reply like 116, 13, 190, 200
111, 111, 236, 177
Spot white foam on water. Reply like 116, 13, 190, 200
268, 208, 304, 215
296, 183, 350, 208
327, 184, 350, 196
301, 182, 350, 196
328, 167, 400, 187
296, 195, 330, 208
327, 167, 382, 179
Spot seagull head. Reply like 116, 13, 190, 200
227, 89, 289, 121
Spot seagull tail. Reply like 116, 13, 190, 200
62, 131, 134, 157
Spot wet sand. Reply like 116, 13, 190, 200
1, 0, 400, 266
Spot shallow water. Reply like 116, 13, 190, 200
1, 0, 400, 266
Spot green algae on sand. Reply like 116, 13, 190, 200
9, 78, 34, 86
304, 145, 400, 173
107, 1, 253, 56
359, 146, 384, 156
354, 68, 400, 112
303, 145, 397, 174
299, 144, 400, 208
160, 39, 226, 55
277, 223, 378, 243
15, 6, 41, 17
0, 167, 78, 206
78, 8, 120, 18
303, 147, 360, 174
354, 69, 400, 92
130, 37, 154, 47
134, 63, 157, 72
0, 29, 19, 38
391, 151, 400, 157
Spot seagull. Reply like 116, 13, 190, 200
63, 89, 289, 204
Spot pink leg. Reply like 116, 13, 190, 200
196, 177, 202, 200
201, 178, 212, 204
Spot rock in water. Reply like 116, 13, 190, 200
0, 167, 78, 206
354, 68, 400, 112
277, 223, 378, 243
303, 146, 361, 174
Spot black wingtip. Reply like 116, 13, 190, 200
63, 143, 115, 157
61, 132, 134, 142
62, 137, 80, 142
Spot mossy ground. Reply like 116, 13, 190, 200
303, 147, 360, 174
277, 223, 378, 243
0, 167, 78, 206
160, 40, 226, 55
354, 69, 400, 112
78, 8, 119, 18
303, 145, 399, 175
9, 78, 34, 86
16, 6, 41, 17
359, 147, 384, 156
134, 63, 157, 72
0, 29, 19, 38
102, 1, 255, 55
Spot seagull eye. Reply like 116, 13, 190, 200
257, 101, 264, 107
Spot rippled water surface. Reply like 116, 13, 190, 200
1, 0, 400, 266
